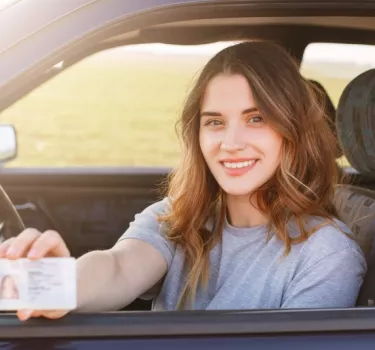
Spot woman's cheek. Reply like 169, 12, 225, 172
201, 131, 221, 154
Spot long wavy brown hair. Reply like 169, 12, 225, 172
158, 40, 340, 309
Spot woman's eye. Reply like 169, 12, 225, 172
248, 115, 264, 124
205, 119, 223, 127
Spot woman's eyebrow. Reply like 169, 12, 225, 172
200, 107, 258, 117
242, 107, 258, 114
200, 111, 222, 117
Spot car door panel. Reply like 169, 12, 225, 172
2, 333, 375, 350
1, 309, 375, 350
0, 168, 168, 257
0, 168, 165, 311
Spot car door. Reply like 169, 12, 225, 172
2, 308, 375, 349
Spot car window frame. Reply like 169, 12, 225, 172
1, 308, 375, 339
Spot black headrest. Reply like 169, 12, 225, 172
308, 79, 342, 158
336, 69, 375, 175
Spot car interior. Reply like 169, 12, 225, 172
2, 9, 375, 313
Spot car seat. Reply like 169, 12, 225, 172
332, 69, 375, 306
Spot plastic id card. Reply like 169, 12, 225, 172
0, 257, 76, 310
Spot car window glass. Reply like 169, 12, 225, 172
0, 42, 234, 168
301, 42, 375, 106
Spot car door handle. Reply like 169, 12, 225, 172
14, 202, 37, 211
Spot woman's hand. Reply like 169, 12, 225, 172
0, 228, 72, 321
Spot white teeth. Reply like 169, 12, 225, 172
223, 160, 256, 169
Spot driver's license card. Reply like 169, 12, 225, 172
0, 257, 76, 310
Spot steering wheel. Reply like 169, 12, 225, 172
0, 185, 25, 241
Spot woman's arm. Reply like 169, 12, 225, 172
76, 238, 167, 312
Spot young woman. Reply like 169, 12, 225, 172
0, 40, 366, 320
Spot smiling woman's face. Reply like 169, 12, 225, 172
199, 74, 283, 197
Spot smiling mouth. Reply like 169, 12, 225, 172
222, 160, 258, 169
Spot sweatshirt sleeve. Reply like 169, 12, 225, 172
117, 197, 175, 269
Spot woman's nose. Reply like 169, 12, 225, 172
220, 137, 246, 152
220, 142, 246, 152
220, 126, 246, 152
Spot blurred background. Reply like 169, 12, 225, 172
1, 41, 374, 168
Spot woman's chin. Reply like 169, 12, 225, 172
221, 185, 256, 197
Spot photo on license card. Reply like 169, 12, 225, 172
0, 260, 26, 309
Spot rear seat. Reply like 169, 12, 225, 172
332, 69, 375, 306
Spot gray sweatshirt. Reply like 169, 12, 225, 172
118, 198, 366, 310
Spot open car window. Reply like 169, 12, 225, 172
0, 42, 235, 168
2, 40, 368, 169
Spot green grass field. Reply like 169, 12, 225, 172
0, 50, 363, 168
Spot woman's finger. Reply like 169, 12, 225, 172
17, 309, 41, 321
27, 230, 70, 259
42, 310, 69, 319
0, 237, 15, 258
17, 309, 68, 321
6, 229, 42, 259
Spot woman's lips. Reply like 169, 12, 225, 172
220, 159, 259, 176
